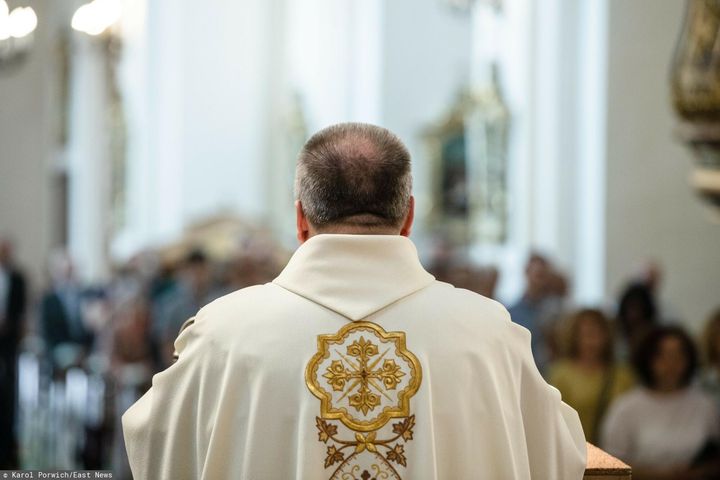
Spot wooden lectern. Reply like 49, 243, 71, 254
584, 443, 632, 479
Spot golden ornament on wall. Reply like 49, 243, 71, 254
671, 0, 720, 215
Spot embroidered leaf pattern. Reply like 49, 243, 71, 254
324, 445, 344, 468
354, 431, 378, 453
322, 360, 349, 391
349, 385, 381, 415
316, 417, 337, 443
392, 415, 415, 441
379, 359, 405, 389
386, 443, 407, 467
347, 336, 379, 359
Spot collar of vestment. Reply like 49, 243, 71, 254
273, 233, 435, 321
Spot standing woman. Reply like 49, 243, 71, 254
549, 309, 635, 443
601, 326, 720, 480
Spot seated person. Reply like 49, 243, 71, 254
601, 325, 720, 480
549, 309, 634, 443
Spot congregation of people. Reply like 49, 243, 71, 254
1, 232, 719, 479
0, 233, 286, 476
499, 254, 720, 480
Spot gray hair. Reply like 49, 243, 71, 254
294, 123, 412, 229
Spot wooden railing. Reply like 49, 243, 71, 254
585, 443, 632, 479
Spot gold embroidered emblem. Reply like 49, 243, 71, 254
306, 321, 421, 478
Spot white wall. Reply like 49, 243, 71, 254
381, 0, 472, 246
275, 0, 384, 246
455, 0, 608, 306
605, 0, 720, 331
67, 37, 113, 282
0, 0, 61, 289
3, 0, 718, 322
524, 0, 608, 305
115, 0, 288, 258
117, 0, 387, 255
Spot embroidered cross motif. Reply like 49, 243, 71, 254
306, 322, 421, 479
322, 336, 406, 415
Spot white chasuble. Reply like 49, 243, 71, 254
122, 234, 586, 479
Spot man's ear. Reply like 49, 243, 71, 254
295, 200, 311, 244
400, 196, 415, 237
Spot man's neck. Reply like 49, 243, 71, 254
312, 227, 401, 236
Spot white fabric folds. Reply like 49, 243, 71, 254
123, 233, 586, 479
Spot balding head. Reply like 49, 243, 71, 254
294, 123, 413, 233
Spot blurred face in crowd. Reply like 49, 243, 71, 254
525, 256, 550, 300
626, 302, 650, 329
577, 316, 609, 363
186, 261, 211, 292
651, 335, 688, 392
548, 271, 568, 298
49, 250, 75, 284
0, 239, 11, 266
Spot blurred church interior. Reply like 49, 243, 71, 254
1, 0, 720, 477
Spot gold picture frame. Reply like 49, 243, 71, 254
422, 70, 511, 246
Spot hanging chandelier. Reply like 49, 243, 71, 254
0, 0, 37, 68
71, 0, 122, 37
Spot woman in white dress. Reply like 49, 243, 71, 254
601, 325, 720, 480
